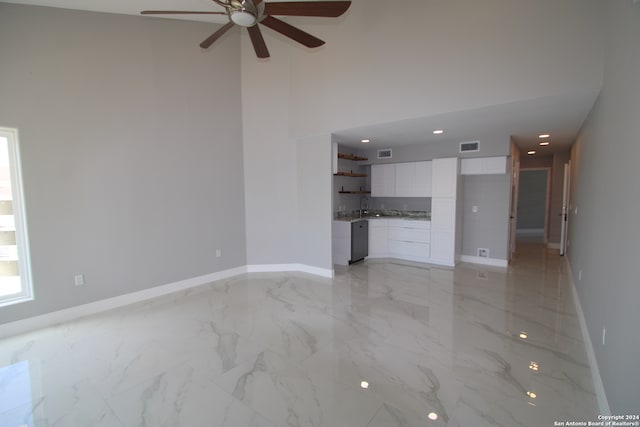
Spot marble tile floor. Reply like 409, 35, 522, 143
0, 243, 599, 427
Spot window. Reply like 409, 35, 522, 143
0, 127, 32, 307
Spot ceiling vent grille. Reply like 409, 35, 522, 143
459, 141, 480, 153
377, 149, 392, 159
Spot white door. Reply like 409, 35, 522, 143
560, 162, 571, 256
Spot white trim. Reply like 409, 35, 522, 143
0, 263, 336, 339
0, 127, 33, 307
246, 264, 334, 278
0, 267, 247, 339
460, 255, 508, 268
566, 262, 611, 415
547, 242, 561, 249
516, 228, 545, 236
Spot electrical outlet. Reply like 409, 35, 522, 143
472, 206, 478, 213
602, 327, 606, 345
216, 249, 222, 258
578, 270, 582, 281
74, 274, 85, 286
478, 248, 489, 258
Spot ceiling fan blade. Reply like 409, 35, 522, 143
260, 16, 324, 48
141, 10, 226, 15
247, 25, 270, 58
264, 1, 351, 17
200, 22, 235, 49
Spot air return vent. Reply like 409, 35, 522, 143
459, 141, 480, 153
377, 149, 392, 159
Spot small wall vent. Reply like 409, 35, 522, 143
460, 141, 480, 153
377, 149, 392, 159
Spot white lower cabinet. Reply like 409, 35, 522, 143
368, 219, 389, 257
369, 219, 430, 263
332, 221, 351, 266
389, 219, 430, 262
430, 230, 455, 265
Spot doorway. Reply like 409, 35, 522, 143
516, 169, 550, 243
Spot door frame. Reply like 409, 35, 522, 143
508, 157, 520, 260
560, 161, 571, 255
516, 167, 552, 244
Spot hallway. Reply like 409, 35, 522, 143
0, 246, 598, 426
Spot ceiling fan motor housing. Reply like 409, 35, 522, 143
227, 0, 263, 27
142, 1, 351, 57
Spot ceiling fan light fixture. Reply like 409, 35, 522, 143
230, 10, 258, 27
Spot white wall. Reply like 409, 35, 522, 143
462, 174, 511, 260
241, 0, 603, 269
568, 0, 640, 413
0, 4, 246, 324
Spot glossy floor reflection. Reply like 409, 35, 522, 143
0, 243, 598, 426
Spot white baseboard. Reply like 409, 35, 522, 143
516, 228, 545, 235
0, 263, 335, 339
460, 255, 508, 268
0, 266, 248, 340
547, 242, 561, 249
566, 262, 611, 415
246, 264, 334, 278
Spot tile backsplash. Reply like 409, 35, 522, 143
369, 197, 431, 212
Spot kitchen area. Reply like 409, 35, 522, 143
332, 142, 510, 269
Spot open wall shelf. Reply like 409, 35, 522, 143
334, 171, 368, 178
338, 153, 368, 161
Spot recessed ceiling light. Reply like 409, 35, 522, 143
433, 130, 444, 135
529, 362, 539, 371
360, 381, 369, 389
527, 391, 537, 399
527, 151, 536, 156
361, 139, 371, 144
428, 412, 438, 421
539, 134, 550, 138
539, 141, 550, 146
519, 331, 529, 339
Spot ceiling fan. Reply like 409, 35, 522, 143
141, 0, 351, 58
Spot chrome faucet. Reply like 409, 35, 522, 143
359, 196, 369, 218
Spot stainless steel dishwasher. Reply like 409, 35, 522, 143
350, 220, 369, 264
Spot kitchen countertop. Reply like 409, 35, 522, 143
334, 210, 430, 222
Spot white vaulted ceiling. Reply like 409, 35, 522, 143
2, 0, 604, 155
1, 0, 312, 23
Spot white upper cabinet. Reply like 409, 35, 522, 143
394, 162, 415, 197
371, 163, 396, 197
414, 161, 432, 197
372, 161, 432, 197
460, 156, 507, 175
432, 157, 459, 198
